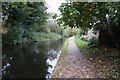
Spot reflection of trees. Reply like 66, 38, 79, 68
47, 49, 60, 60
2, 38, 66, 78
47, 38, 65, 51
2, 43, 47, 78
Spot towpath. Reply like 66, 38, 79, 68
52, 36, 102, 78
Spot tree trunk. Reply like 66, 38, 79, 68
99, 16, 120, 49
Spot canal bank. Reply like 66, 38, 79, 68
51, 38, 69, 78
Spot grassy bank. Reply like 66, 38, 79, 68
74, 35, 119, 78
51, 38, 69, 78
74, 35, 88, 49
59, 38, 69, 58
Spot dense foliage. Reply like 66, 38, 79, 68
58, 2, 120, 48
2, 2, 48, 44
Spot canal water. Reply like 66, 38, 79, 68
2, 38, 66, 79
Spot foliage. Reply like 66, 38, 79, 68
58, 3, 80, 28
58, 2, 120, 48
52, 13, 58, 20
2, 2, 48, 44
64, 27, 80, 37
58, 2, 119, 30
88, 37, 98, 48
45, 19, 63, 35
3, 27, 27, 44
31, 32, 62, 42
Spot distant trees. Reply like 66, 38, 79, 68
57, 2, 120, 48
2, 2, 48, 44
47, 19, 62, 34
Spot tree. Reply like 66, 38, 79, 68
58, 2, 120, 48
2, 2, 48, 44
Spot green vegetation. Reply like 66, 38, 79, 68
74, 35, 88, 49
2, 2, 48, 44
57, 2, 120, 49
57, 2, 120, 77
2, 1, 120, 78
88, 37, 98, 48
2, 2, 63, 45
60, 38, 69, 57
32, 32, 62, 42
64, 27, 80, 37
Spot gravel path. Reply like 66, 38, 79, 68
52, 36, 101, 78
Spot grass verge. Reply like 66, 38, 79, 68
51, 38, 69, 78
74, 35, 88, 49
60, 38, 69, 58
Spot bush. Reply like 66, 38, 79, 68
3, 27, 26, 44
88, 37, 98, 48
81, 36, 88, 42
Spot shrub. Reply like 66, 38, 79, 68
88, 37, 98, 48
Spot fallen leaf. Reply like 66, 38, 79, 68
83, 67, 86, 69
99, 60, 102, 63
87, 76, 89, 78
60, 73, 62, 76
90, 58, 92, 60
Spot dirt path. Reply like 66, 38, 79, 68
52, 36, 102, 78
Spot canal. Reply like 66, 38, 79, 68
2, 38, 66, 79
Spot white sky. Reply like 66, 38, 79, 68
45, 0, 65, 14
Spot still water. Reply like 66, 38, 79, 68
2, 38, 66, 79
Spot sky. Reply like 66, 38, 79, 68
45, 0, 65, 14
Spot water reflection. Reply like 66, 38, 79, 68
46, 49, 61, 79
2, 43, 47, 78
2, 38, 66, 79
